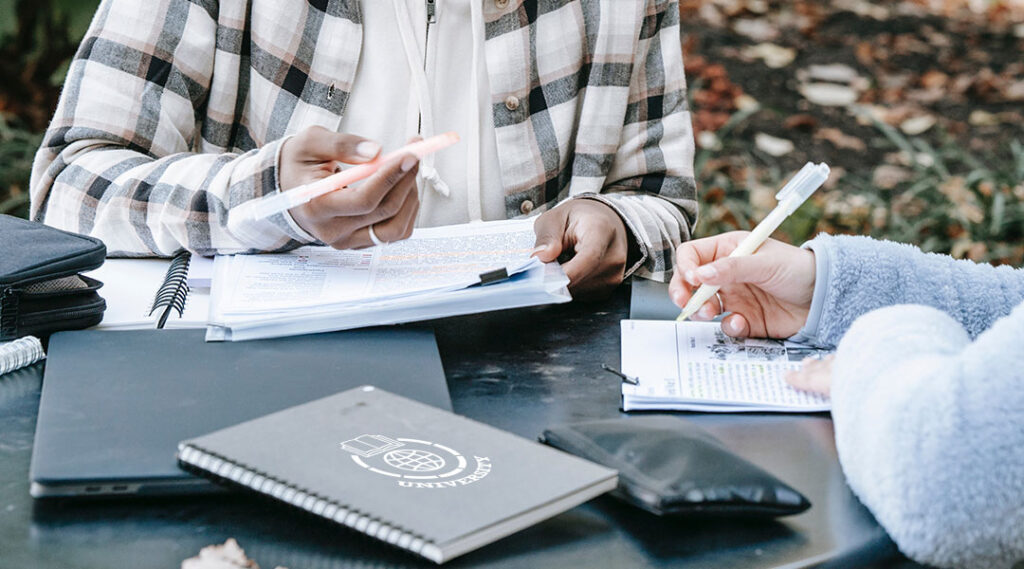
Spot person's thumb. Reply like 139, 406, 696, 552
298, 127, 382, 164
329, 133, 381, 164
692, 254, 778, 288
531, 208, 568, 263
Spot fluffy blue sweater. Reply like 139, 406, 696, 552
793, 234, 1024, 569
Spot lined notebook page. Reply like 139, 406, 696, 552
621, 320, 832, 412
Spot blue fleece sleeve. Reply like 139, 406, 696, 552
830, 302, 1024, 569
793, 234, 1024, 348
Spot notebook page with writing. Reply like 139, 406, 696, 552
621, 320, 831, 412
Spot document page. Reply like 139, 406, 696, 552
214, 220, 539, 314
621, 319, 832, 412
370, 220, 537, 294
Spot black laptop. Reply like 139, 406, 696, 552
29, 328, 451, 498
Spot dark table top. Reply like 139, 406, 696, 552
0, 282, 897, 569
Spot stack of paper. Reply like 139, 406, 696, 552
207, 220, 571, 341
620, 320, 832, 412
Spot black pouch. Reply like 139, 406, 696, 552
540, 416, 810, 518
1, 215, 106, 340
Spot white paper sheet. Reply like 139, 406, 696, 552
620, 319, 832, 412
215, 220, 539, 315
86, 259, 208, 329
206, 220, 571, 340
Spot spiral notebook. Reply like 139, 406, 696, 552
177, 386, 618, 564
85, 251, 209, 329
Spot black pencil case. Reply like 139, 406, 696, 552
540, 415, 811, 518
1, 215, 107, 340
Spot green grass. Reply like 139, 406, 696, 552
0, 115, 41, 218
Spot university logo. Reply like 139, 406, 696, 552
340, 434, 491, 489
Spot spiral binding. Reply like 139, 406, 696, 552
149, 250, 192, 329
177, 444, 442, 563
0, 336, 45, 376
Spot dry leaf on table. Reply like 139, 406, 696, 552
181, 539, 288, 569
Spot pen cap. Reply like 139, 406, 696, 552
776, 162, 830, 215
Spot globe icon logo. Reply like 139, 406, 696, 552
383, 449, 446, 472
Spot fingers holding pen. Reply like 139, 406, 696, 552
314, 152, 419, 217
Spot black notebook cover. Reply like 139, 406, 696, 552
178, 386, 618, 564
31, 328, 450, 496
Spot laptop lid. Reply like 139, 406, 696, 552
30, 328, 451, 497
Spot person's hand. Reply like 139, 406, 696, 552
532, 199, 632, 300
785, 354, 834, 396
668, 232, 816, 338
280, 126, 421, 249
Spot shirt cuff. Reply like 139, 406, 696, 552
789, 237, 833, 346
226, 137, 319, 249
271, 135, 319, 244
571, 193, 648, 279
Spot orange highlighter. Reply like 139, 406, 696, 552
240, 131, 460, 221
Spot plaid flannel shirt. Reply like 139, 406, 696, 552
30, 0, 697, 280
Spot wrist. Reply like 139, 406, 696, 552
573, 194, 648, 278
789, 240, 830, 346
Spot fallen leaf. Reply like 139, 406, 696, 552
854, 42, 876, 66
919, 70, 949, 89
1004, 80, 1024, 101
182, 539, 273, 569
754, 133, 795, 157
873, 165, 913, 190
732, 18, 779, 42
697, 131, 723, 151
741, 43, 797, 68
799, 83, 860, 106
798, 63, 864, 86
906, 88, 947, 104
834, 0, 891, 20
900, 115, 937, 135
823, 166, 846, 191
816, 127, 867, 151
968, 110, 1000, 126
749, 181, 776, 212
734, 93, 761, 111
745, 0, 770, 15
784, 114, 819, 131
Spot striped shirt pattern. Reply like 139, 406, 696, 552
30, 0, 697, 280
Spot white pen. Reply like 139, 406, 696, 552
677, 162, 830, 322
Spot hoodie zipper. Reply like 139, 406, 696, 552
418, 0, 436, 135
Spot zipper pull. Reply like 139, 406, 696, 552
426, 0, 437, 24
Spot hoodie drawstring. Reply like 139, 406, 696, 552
392, 0, 486, 223
391, 0, 451, 199
466, 0, 485, 222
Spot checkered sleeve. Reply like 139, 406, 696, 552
584, 1, 697, 282
28, 0, 312, 257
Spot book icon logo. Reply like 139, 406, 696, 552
341, 434, 492, 489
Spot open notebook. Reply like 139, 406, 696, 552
85, 253, 209, 329
620, 319, 832, 413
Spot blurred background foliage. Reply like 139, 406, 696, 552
0, 0, 1021, 265
0, 0, 100, 218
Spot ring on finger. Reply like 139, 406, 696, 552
368, 224, 388, 247
715, 291, 725, 314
